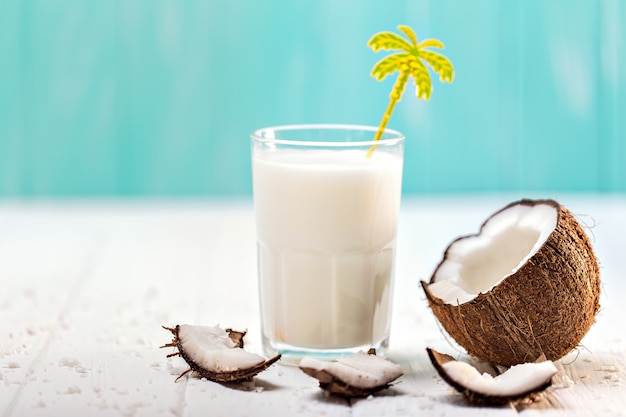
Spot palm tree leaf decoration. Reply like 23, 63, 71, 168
367, 25, 454, 155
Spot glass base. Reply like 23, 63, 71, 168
262, 334, 390, 366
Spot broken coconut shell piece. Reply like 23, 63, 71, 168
161, 324, 280, 383
427, 347, 557, 406
299, 349, 403, 398
421, 199, 601, 367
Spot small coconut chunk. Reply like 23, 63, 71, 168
299, 350, 403, 397
176, 325, 264, 371
427, 348, 557, 405
161, 324, 281, 383
301, 353, 402, 389
442, 359, 557, 397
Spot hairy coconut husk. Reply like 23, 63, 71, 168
422, 199, 601, 367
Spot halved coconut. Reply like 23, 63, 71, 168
421, 199, 601, 366
299, 349, 403, 398
161, 324, 281, 382
427, 347, 557, 405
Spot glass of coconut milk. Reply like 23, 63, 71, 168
251, 124, 404, 361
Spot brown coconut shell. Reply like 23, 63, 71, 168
421, 199, 601, 367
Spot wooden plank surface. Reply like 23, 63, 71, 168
0, 196, 625, 417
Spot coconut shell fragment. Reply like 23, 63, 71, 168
422, 199, 601, 366
299, 349, 403, 398
427, 347, 557, 406
161, 324, 281, 383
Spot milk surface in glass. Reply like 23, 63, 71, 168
252, 139, 403, 356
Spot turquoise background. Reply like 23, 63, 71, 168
1, 0, 624, 197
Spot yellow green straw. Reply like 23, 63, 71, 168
367, 25, 455, 157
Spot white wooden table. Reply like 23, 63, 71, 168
1, 196, 625, 417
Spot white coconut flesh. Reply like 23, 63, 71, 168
441, 359, 557, 397
299, 351, 403, 389
428, 203, 558, 304
177, 324, 265, 372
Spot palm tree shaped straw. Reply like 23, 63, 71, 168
367, 25, 454, 156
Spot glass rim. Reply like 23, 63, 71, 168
250, 123, 405, 147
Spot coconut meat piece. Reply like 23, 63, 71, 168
429, 203, 558, 304
176, 324, 265, 372
300, 351, 403, 389
441, 359, 558, 397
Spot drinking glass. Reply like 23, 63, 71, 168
250, 124, 404, 361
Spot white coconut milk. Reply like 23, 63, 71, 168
252, 149, 403, 351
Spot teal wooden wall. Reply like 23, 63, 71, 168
1, 0, 624, 196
